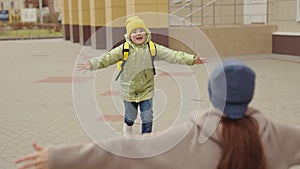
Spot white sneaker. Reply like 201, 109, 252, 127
123, 124, 132, 137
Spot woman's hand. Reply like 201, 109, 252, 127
15, 142, 50, 169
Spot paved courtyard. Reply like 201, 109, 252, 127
0, 39, 300, 169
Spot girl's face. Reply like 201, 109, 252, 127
130, 28, 147, 45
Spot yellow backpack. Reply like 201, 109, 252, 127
115, 40, 157, 81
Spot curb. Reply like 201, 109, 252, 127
0, 36, 63, 41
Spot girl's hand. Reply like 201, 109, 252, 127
194, 54, 209, 64
15, 142, 50, 169
76, 56, 92, 74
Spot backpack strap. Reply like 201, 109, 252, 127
147, 40, 156, 75
115, 42, 130, 81
117, 42, 129, 71
123, 41, 130, 60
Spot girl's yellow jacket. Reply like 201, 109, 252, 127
89, 31, 194, 102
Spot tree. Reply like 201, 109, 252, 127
47, 0, 55, 23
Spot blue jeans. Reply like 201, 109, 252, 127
123, 99, 153, 134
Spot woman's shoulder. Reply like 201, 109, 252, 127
192, 108, 270, 132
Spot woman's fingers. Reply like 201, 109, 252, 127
17, 161, 36, 169
15, 153, 38, 164
17, 159, 43, 169
15, 143, 49, 169
33, 142, 44, 151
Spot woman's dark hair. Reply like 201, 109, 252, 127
217, 116, 267, 169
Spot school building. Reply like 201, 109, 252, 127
45, 0, 300, 56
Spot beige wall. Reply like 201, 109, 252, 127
89, 0, 105, 26
134, 0, 169, 28
68, 0, 78, 25
169, 25, 278, 56
105, 0, 126, 27
268, 0, 300, 32
62, 0, 69, 24
88, 0, 168, 27
78, 0, 90, 26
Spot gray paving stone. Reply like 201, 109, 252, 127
0, 40, 299, 169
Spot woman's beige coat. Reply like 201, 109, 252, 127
49, 108, 300, 169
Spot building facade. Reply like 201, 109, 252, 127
61, 0, 169, 48
59, 0, 299, 56
0, 0, 61, 21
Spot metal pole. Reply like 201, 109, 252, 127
234, 0, 236, 25
190, 3, 192, 25
213, 2, 215, 26
201, 0, 203, 26
266, 0, 269, 24
39, 0, 43, 23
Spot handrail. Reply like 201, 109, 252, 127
170, 0, 271, 27
181, 0, 217, 20
170, 0, 197, 15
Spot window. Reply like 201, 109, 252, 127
10, 1, 14, 9
42, 0, 48, 7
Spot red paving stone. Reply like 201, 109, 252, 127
97, 114, 123, 122
32, 54, 49, 57
36, 76, 94, 83
269, 57, 300, 64
158, 72, 194, 77
240, 57, 300, 64
100, 90, 120, 96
